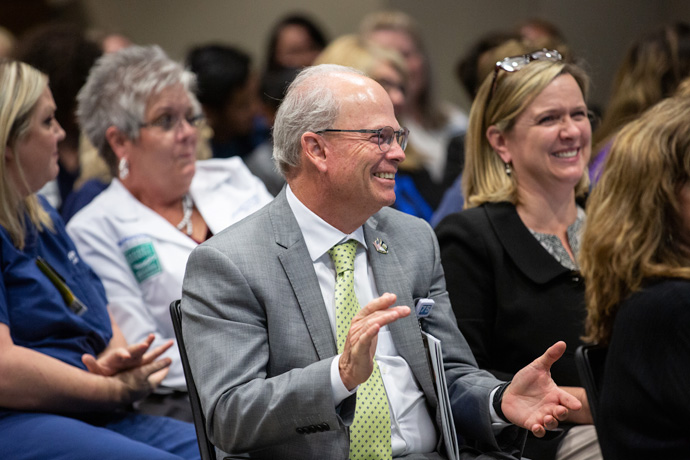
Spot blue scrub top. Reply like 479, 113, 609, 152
0, 196, 112, 370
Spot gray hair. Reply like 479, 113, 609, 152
272, 64, 364, 177
77, 45, 198, 176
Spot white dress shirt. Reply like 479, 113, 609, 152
286, 186, 437, 456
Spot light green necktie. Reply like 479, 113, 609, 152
328, 240, 392, 460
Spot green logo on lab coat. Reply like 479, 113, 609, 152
122, 238, 162, 283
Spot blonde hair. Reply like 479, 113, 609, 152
0, 59, 54, 249
675, 75, 690, 97
463, 57, 590, 208
314, 34, 406, 80
581, 96, 690, 345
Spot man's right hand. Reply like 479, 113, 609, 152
338, 292, 410, 390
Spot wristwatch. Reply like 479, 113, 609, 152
492, 381, 511, 423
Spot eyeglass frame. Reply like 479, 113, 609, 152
487, 49, 563, 105
139, 113, 205, 132
315, 126, 410, 152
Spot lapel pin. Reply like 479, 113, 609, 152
373, 238, 388, 254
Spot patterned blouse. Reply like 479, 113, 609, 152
527, 206, 585, 271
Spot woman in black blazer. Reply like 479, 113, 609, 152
436, 45, 600, 460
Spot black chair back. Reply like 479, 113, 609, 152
170, 299, 217, 460
574, 344, 608, 424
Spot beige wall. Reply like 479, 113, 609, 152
80, 0, 689, 111
80, 0, 386, 68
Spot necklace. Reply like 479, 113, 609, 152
176, 194, 193, 236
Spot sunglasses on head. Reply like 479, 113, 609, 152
487, 49, 563, 104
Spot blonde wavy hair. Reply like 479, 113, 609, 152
0, 59, 54, 249
463, 56, 590, 208
581, 95, 690, 345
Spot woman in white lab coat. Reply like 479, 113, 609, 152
67, 45, 273, 421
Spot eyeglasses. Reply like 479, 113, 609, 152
315, 126, 409, 152
488, 49, 562, 104
140, 113, 205, 132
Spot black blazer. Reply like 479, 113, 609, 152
436, 202, 587, 460
436, 202, 586, 384
599, 279, 690, 460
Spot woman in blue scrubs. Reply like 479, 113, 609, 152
0, 60, 200, 459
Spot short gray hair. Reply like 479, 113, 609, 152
272, 64, 364, 177
77, 45, 198, 176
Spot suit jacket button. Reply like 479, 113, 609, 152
296, 427, 305, 434
319, 422, 330, 431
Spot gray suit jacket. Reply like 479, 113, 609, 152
181, 190, 525, 459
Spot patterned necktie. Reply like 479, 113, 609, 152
328, 240, 392, 460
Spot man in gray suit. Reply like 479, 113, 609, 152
181, 64, 581, 459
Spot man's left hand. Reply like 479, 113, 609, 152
501, 341, 582, 437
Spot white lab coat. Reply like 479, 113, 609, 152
67, 158, 274, 389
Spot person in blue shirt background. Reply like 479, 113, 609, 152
0, 59, 200, 460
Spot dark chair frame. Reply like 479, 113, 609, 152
574, 343, 608, 425
170, 299, 217, 460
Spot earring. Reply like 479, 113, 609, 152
118, 158, 129, 180
504, 162, 512, 176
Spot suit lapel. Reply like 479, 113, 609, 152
487, 202, 572, 283
363, 217, 437, 405
271, 193, 337, 360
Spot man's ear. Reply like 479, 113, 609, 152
486, 125, 512, 164
301, 131, 329, 173
105, 126, 131, 160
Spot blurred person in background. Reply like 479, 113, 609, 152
590, 21, 690, 183
361, 10, 469, 207
517, 18, 567, 47
245, 66, 298, 196
265, 13, 328, 71
186, 43, 268, 160
0, 26, 15, 57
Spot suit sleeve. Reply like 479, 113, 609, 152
418, 220, 525, 454
436, 211, 513, 381
181, 243, 346, 455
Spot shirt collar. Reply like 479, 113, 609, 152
286, 185, 367, 262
